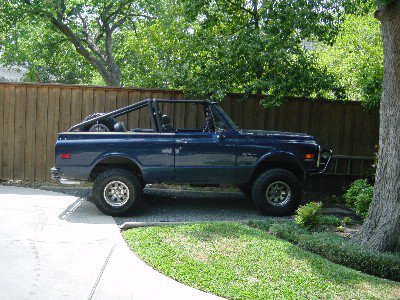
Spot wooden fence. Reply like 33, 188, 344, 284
0, 82, 379, 182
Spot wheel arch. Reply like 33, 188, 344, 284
89, 154, 143, 181
250, 152, 306, 183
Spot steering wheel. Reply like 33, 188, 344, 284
203, 108, 215, 132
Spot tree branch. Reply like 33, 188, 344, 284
76, 11, 104, 59
224, 0, 256, 17
47, 14, 110, 81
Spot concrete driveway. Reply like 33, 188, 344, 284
0, 186, 223, 300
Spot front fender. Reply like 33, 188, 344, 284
252, 151, 306, 181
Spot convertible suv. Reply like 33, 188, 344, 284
51, 99, 331, 216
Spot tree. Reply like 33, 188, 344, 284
315, 13, 383, 107
159, 0, 351, 105
0, 19, 97, 84
1, 0, 366, 104
358, 0, 400, 252
0, 0, 154, 86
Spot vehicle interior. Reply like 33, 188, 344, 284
69, 99, 232, 133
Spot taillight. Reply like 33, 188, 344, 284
60, 153, 71, 159
305, 153, 314, 159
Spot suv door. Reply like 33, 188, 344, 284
174, 131, 236, 183
174, 105, 237, 183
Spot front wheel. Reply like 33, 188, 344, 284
92, 169, 142, 216
252, 168, 302, 216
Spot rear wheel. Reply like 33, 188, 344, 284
92, 169, 142, 216
82, 113, 117, 132
252, 168, 302, 216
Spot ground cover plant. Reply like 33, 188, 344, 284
249, 220, 400, 281
294, 201, 323, 229
123, 222, 400, 300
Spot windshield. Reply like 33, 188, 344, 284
212, 104, 240, 132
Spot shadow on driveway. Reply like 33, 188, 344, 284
114, 188, 270, 225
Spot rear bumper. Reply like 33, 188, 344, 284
50, 167, 82, 185
51, 167, 60, 180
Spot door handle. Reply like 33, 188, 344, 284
176, 139, 188, 144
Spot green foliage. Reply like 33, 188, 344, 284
355, 185, 374, 219
0, 0, 364, 106
0, 0, 155, 85
315, 13, 383, 107
321, 215, 341, 226
259, 221, 400, 281
294, 202, 323, 229
0, 19, 96, 84
165, 0, 355, 105
344, 179, 373, 219
124, 222, 400, 299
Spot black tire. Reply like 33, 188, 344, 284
92, 168, 143, 216
238, 184, 252, 199
252, 168, 302, 216
82, 113, 117, 132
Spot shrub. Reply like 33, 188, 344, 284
344, 179, 373, 219
321, 215, 341, 226
344, 179, 369, 207
355, 185, 373, 219
294, 202, 323, 229
251, 221, 400, 281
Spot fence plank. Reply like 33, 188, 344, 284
3, 86, 15, 179
46, 87, 60, 180
299, 100, 310, 134
360, 109, 375, 156
117, 90, 129, 124
82, 88, 94, 118
34, 87, 49, 181
136, 91, 147, 128
342, 104, 354, 155
14, 86, 26, 180
352, 105, 363, 156
94, 89, 105, 113
128, 91, 141, 128
24, 86, 37, 181
0, 85, 4, 179
243, 98, 254, 129
59, 88, 72, 132
174, 93, 186, 128
71, 89, 82, 125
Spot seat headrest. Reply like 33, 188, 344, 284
162, 115, 171, 125
114, 122, 127, 132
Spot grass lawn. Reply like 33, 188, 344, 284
123, 222, 400, 300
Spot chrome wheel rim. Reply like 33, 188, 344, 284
89, 123, 109, 132
103, 181, 130, 207
266, 181, 291, 206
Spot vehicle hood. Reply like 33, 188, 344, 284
239, 129, 315, 142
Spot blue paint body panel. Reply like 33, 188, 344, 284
54, 130, 321, 184
52, 100, 328, 184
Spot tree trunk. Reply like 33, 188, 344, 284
98, 63, 122, 87
48, 14, 122, 87
358, 1, 400, 252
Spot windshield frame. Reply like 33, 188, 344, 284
210, 103, 240, 133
